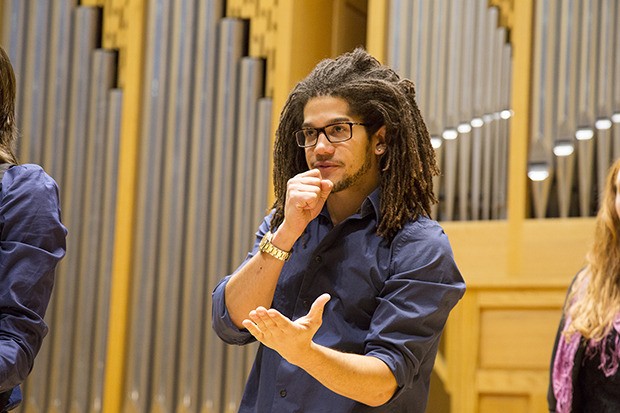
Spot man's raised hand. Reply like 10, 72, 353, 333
281, 169, 333, 239
242, 293, 331, 365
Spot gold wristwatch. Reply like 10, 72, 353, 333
259, 231, 291, 261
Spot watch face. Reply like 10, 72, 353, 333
260, 232, 270, 249
258, 231, 290, 261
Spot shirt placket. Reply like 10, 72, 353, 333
271, 360, 302, 412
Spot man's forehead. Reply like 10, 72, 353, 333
301, 116, 351, 128
302, 96, 353, 124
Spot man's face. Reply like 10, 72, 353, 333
302, 96, 382, 194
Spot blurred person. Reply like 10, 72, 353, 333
212, 47, 465, 412
0, 45, 67, 411
549, 158, 620, 412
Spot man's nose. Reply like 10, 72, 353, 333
314, 131, 334, 152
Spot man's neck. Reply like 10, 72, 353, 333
326, 186, 377, 226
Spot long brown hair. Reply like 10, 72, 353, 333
270, 48, 438, 240
0, 46, 19, 165
565, 158, 620, 340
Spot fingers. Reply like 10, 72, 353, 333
287, 169, 333, 210
288, 176, 323, 209
245, 296, 329, 334
243, 296, 330, 354
319, 179, 333, 200
307, 293, 331, 321
242, 318, 260, 336
243, 306, 288, 337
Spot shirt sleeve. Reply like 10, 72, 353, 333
0, 165, 67, 391
211, 214, 272, 345
364, 219, 466, 392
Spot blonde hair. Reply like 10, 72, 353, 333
565, 158, 620, 341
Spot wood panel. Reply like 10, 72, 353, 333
489, 0, 514, 29
479, 308, 561, 369
332, 0, 367, 56
100, 0, 146, 411
445, 280, 568, 413
226, 0, 277, 96
442, 218, 594, 280
480, 395, 528, 413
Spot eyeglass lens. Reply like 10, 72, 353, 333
296, 123, 352, 147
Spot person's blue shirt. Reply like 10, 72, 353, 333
212, 189, 465, 412
0, 164, 67, 411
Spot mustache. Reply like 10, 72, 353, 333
314, 154, 335, 162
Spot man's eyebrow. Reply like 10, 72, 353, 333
301, 117, 351, 128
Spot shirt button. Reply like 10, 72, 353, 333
314, 255, 322, 263
280, 389, 287, 398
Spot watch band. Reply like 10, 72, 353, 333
259, 231, 292, 261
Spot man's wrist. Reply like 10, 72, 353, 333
259, 231, 292, 261
274, 220, 306, 247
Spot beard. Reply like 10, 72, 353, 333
331, 141, 373, 193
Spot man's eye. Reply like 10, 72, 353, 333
332, 125, 345, 133
304, 129, 316, 137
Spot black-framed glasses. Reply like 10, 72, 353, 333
294, 122, 368, 148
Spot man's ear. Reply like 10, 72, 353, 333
374, 126, 387, 155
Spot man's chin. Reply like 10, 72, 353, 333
331, 179, 351, 193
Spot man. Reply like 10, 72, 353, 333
212, 47, 465, 412
0, 46, 67, 411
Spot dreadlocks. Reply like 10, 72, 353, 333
271, 47, 439, 240
0, 46, 19, 165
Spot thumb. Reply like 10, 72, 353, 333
308, 293, 331, 321
320, 180, 333, 201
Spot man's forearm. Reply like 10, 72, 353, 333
225, 226, 301, 328
242, 293, 398, 406
294, 343, 398, 407
224, 253, 284, 328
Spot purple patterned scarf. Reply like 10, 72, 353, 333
553, 314, 620, 412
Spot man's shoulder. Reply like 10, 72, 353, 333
2, 164, 56, 188
388, 215, 453, 256
396, 215, 445, 241
1, 164, 59, 202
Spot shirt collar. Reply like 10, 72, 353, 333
319, 188, 381, 221
361, 188, 381, 219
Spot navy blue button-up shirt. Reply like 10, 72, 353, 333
213, 189, 465, 412
0, 164, 67, 409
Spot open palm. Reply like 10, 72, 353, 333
242, 293, 331, 365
